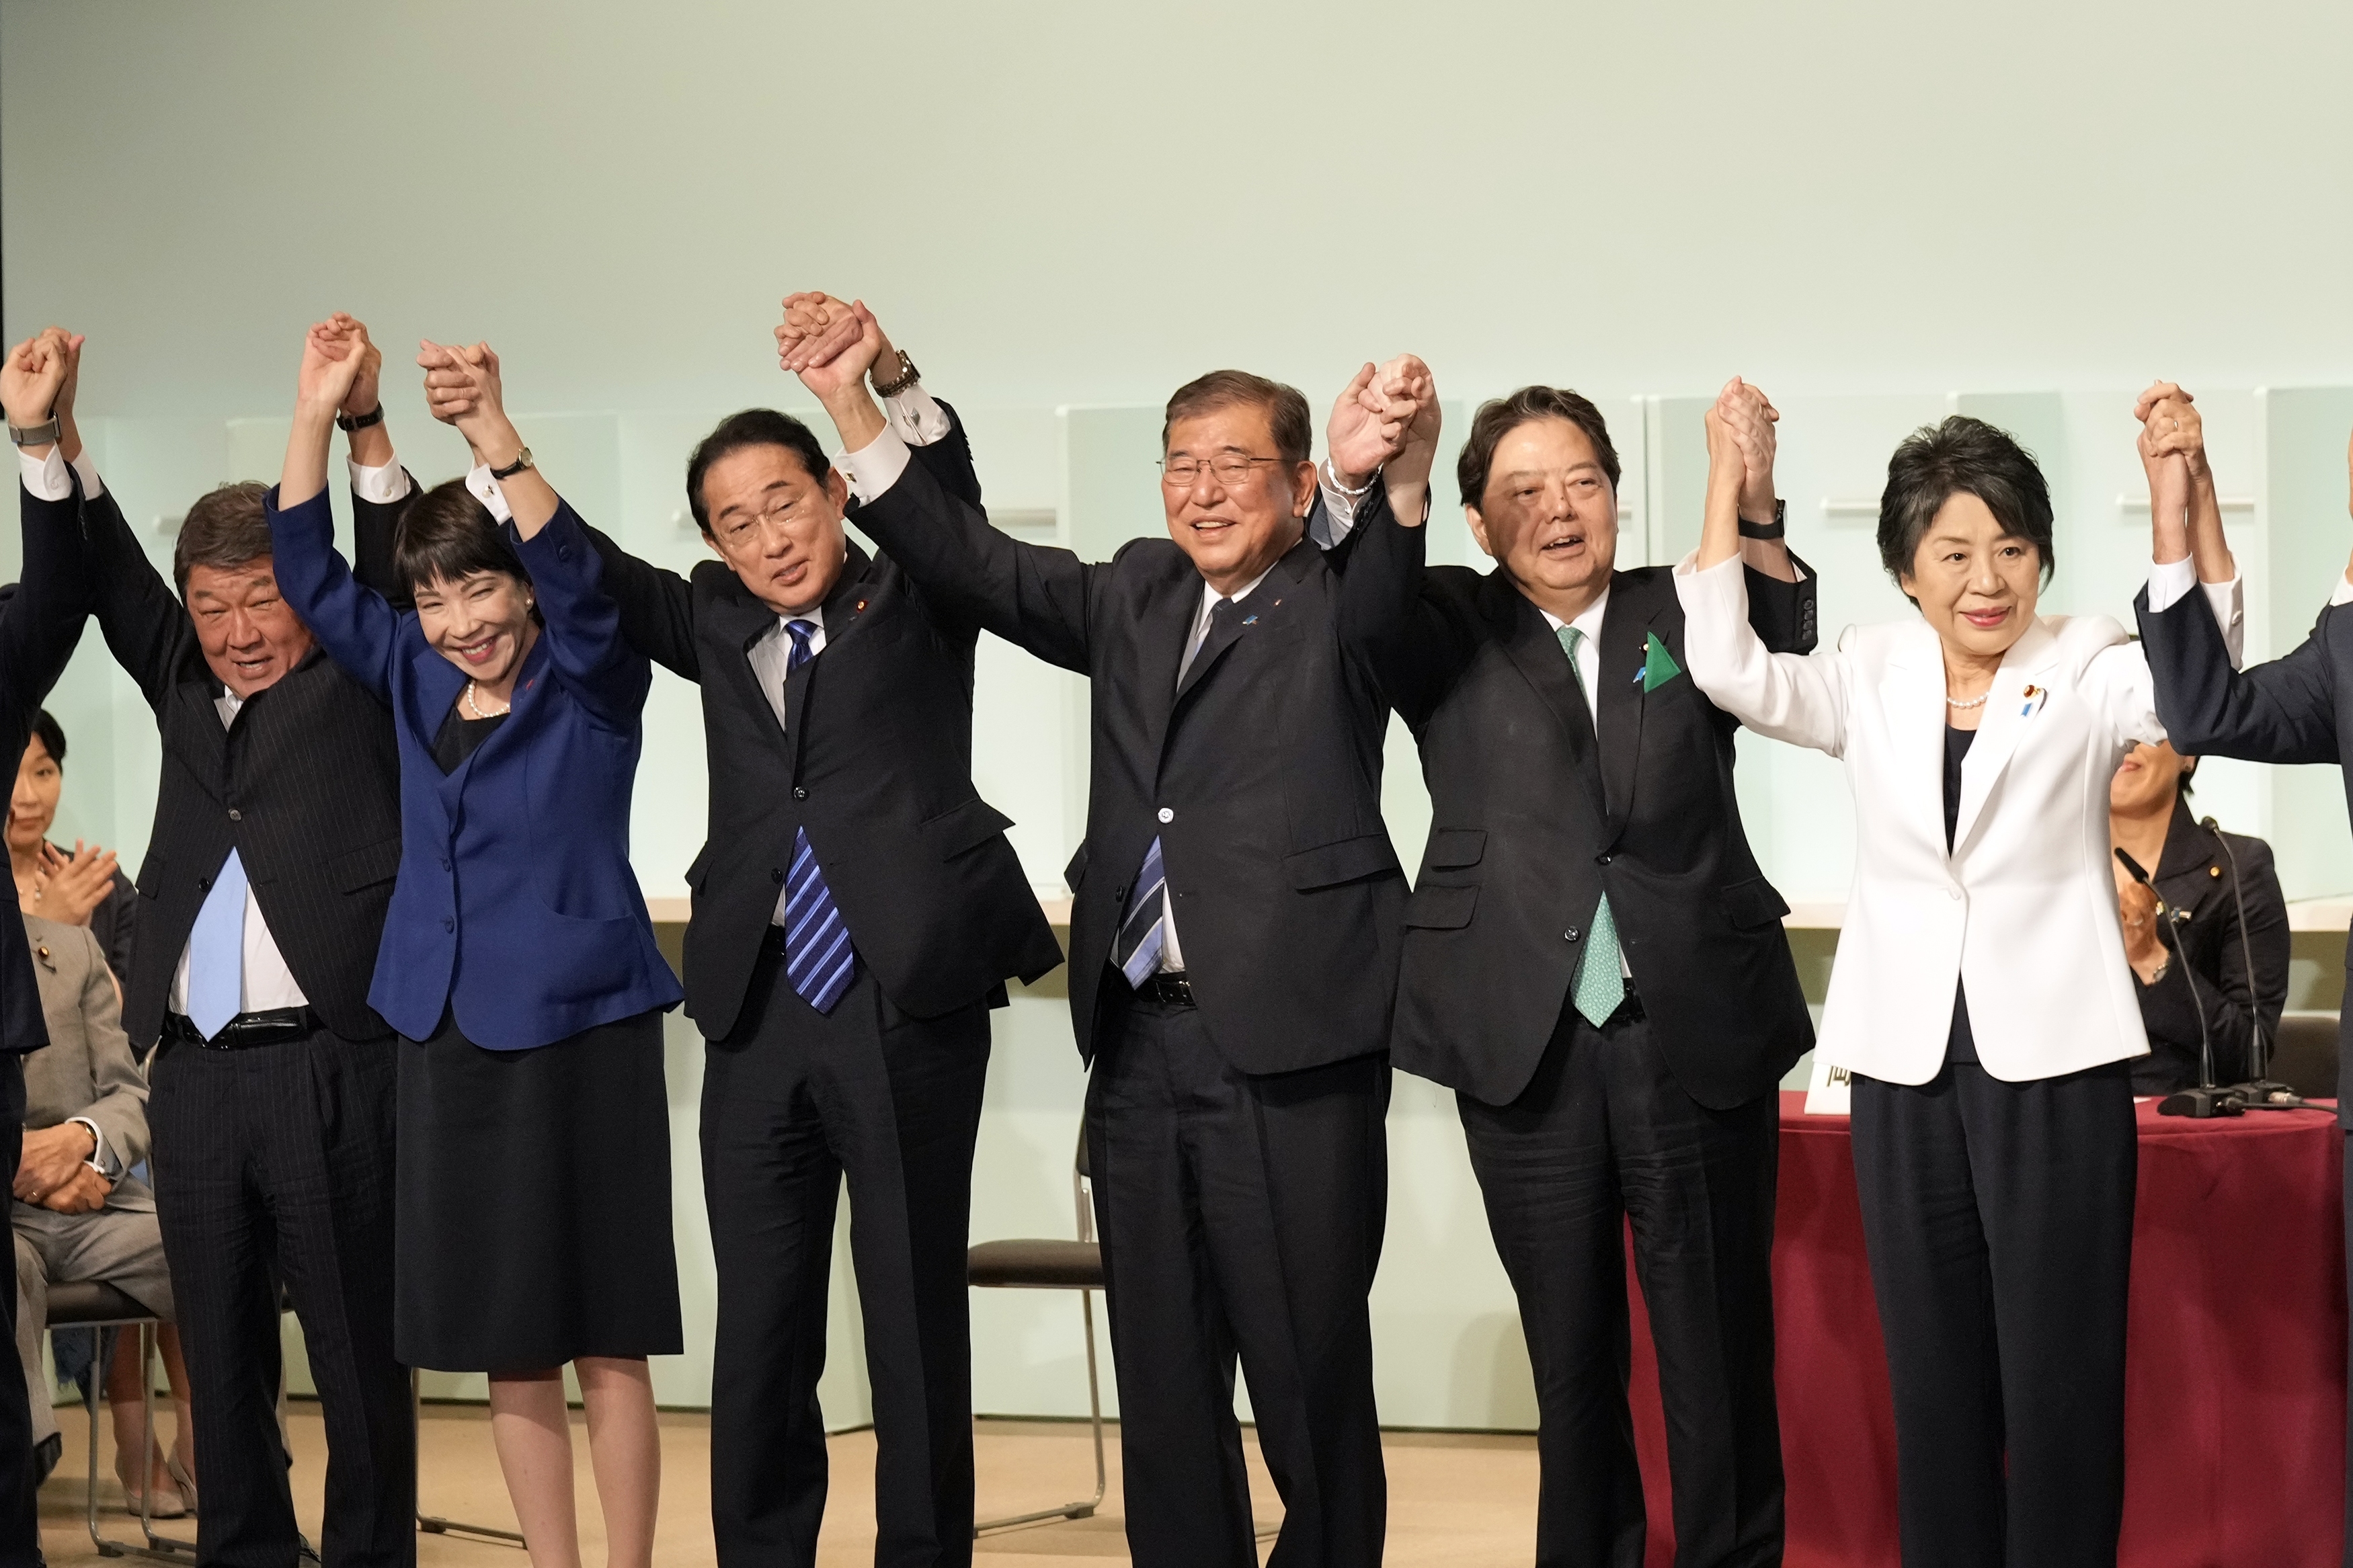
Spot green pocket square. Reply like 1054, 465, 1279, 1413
1640, 632, 1683, 693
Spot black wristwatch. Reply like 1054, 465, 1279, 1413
490, 447, 534, 481
335, 405, 385, 433
1737, 499, 1788, 540
871, 351, 920, 398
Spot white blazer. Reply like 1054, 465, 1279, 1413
1673, 553, 2238, 1085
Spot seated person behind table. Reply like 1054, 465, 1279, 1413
9, 708, 135, 988
11, 909, 190, 1512
2110, 739, 2290, 1093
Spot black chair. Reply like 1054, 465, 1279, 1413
46, 1278, 192, 1561
965, 1133, 1106, 1534
2270, 1012, 2342, 1102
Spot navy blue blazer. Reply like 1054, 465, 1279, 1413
264, 485, 682, 1050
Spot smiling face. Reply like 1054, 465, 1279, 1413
1467, 416, 1620, 616
1897, 491, 2042, 663
2112, 739, 2194, 816
414, 569, 538, 692
8, 736, 58, 858
700, 444, 851, 616
1160, 404, 1316, 593
184, 558, 317, 698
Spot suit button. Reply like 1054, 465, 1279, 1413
772, 868, 785, 884
440, 856, 451, 872
442, 917, 454, 932
1564, 927, 1581, 942
1596, 854, 1611, 865
793, 786, 809, 800
197, 878, 212, 893
1157, 807, 1174, 823
227, 809, 241, 822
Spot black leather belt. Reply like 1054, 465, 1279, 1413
161, 1007, 323, 1050
1135, 972, 1196, 1008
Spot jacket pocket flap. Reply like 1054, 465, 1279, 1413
1722, 874, 1790, 930
134, 850, 167, 900
1425, 828, 1488, 870
1063, 842, 1090, 891
684, 843, 715, 891
922, 796, 1016, 860
331, 837, 403, 894
1404, 883, 1478, 930
1285, 832, 1401, 892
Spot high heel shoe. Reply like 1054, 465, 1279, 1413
165, 1446, 198, 1515
117, 1464, 188, 1520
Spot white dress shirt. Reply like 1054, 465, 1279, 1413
14, 446, 415, 1017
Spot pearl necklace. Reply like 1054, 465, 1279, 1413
463, 680, 511, 718
1944, 691, 1991, 710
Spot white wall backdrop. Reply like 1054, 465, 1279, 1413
8, 0, 2353, 1431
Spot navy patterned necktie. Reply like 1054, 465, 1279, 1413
781, 619, 855, 1013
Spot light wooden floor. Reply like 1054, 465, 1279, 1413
37, 1402, 1540, 1565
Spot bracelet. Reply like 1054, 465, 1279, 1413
6, 416, 61, 449
871, 351, 920, 398
1737, 499, 1787, 540
335, 405, 385, 433
1322, 459, 1376, 498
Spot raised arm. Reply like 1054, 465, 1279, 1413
792, 298, 1098, 673
0, 331, 94, 714
333, 323, 420, 606
582, 524, 700, 682
268, 318, 401, 700
1677, 399, 1850, 755
781, 291, 985, 513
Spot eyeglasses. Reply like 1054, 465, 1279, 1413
715, 494, 800, 546
1158, 454, 1284, 488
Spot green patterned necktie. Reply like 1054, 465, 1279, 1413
1558, 624, 1628, 1027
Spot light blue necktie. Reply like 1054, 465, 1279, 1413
187, 848, 249, 1039
780, 620, 856, 1014
1558, 625, 1628, 1027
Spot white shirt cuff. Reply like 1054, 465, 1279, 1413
2331, 573, 2353, 608
836, 427, 913, 506
68, 450, 104, 500
1313, 461, 1369, 549
67, 1116, 109, 1178
466, 464, 515, 524
883, 384, 951, 447
2145, 554, 2198, 612
348, 457, 412, 506
16, 447, 70, 501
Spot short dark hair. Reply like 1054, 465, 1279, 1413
1162, 370, 1312, 467
1878, 416, 2055, 595
1456, 386, 1621, 510
28, 709, 63, 768
685, 409, 833, 535
393, 479, 530, 595
173, 481, 272, 592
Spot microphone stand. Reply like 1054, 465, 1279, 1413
2118, 847, 2243, 1118
2202, 817, 2307, 1111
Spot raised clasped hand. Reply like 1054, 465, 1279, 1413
776, 292, 868, 375
296, 315, 373, 416
0, 331, 70, 431
1712, 377, 1780, 521
418, 339, 507, 448
1327, 359, 1418, 486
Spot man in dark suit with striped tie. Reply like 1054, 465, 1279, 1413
792, 299, 1436, 1567
586, 296, 1062, 1566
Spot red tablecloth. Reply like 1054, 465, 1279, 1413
1626, 1091, 2347, 1567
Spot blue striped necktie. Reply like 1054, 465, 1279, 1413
1112, 835, 1167, 987
781, 619, 855, 1014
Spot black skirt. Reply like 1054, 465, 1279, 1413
395, 1008, 684, 1372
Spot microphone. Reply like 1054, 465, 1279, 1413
2201, 817, 2305, 1111
2116, 846, 2240, 1118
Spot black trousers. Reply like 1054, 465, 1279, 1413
701, 948, 990, 1568
147, 1027, 413, 1568
1458, 997, 1782, 1568
0, 1055, 34, 1567
1085, 987, 1389, 1568
1850, 1059, 2137, 1568
2341, 1130, 2352, 1568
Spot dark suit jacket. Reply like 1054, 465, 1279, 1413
265, 486, 681, 1050
1373, 561, 1817, 1109
2130, 796, 2289, 1094
853, 455, 1417, 1074
0, 482, 98, 1053
85, 480, 405, 1050
588, 411, 1060, 1040
2135, 582, 2345, 1108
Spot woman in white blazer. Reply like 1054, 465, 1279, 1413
1673, 406, 2239, 1568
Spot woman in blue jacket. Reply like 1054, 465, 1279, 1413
267, 317, 682, 1568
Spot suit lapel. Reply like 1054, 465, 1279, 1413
708, 583, 788, 740
1593, 582, 1655, 830
1139, 570, 1203, 765
1951, 619, 2060, 852
1492, 579, 1606, 821
1882, 626, 1951, 859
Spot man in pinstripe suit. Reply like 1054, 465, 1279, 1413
38, 323, 417, 1568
